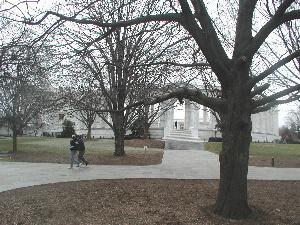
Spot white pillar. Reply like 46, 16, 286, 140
267, 111, 272, 134
150, 104, 159, 128
210, 110, 216, 129
254, 113, 259, 132
159, 103, 166, 128
184, 99, 191, 129
263, 112, 267, 133
203, 106, 208, 123
269, 110, 274, 137
273, 108, 279, 137
163, 101, 174, 137
170, 107, 175, 129
163, 109, 169, 137
258, 113, 262, 133
190, 103, 199, 138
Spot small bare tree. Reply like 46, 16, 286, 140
65, 75, 104, 139
0, 42, 56, 153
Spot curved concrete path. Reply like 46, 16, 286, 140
1, 150, 300, 193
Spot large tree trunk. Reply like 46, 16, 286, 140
214, 87, 252, 219
12, 128, 18, 155
112, 112, 126, 156
143, 123, 150, 139
142, 105, 150, 139
114, 129, 125, 156
87, 124, 92, 139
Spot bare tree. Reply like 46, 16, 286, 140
0, 42, 57, 153
65, 76, 103, 139
287, 105, 300, 131
24, 0, 300, 219
133, 101, 174, 139
48, 1, 193, 156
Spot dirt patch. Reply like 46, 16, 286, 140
7, 150, 163, 166
249, 155, 300, 168
125, 139, 165, 149
0, 179, 299, 225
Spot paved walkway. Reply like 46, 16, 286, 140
1, 149, 300, 193
165, 140, 204, 150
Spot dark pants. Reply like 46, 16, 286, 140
78, 150, 87, 164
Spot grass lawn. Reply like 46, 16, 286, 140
205, 142, 300, 168
0, 137, 164, 165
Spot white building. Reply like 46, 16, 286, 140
152, 100, 280, 142
0, 100, 279, 142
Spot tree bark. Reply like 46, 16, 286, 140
112, 112, 126, 156
114, 129, 125, 156
214, 88, 252, 219
87, 124, 92, 139
12, 128, 18, 154
143, 123, 150, 139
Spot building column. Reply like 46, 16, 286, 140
159, 102, 166, 128
263, 112, 267, 133
253, 113, 258, 132
203, 106, 208, 123
163, 101, 174, 137
169, 107, 175, 129
190, 103, 199, 138
258, 113, 262, 133
184, 99, 191, 130
209, 110, 216, 129
270, 111, 274, 134
267, 111, 272, 134
273, 108, 279, 137
150, 104, 159, 128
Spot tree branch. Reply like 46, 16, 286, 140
247, 1, 300, 56
178, 0, 231, 86
253, 96, 299, 114
103, 61, 210, 68
252, 84, 300, 109
26, 11, 182, 27
246, 49, 300, 89
233, 0, 258, 57
79, 28, 117, 55
119, 88, 226, 113
250, 83, 270, 98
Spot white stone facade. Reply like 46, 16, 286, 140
0, 101, 280, 142
156, 101, 280, 142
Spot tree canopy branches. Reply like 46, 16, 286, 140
19, 0, 299, 109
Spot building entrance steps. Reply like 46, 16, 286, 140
165, 140, 204, 150
163, 129, 202, 143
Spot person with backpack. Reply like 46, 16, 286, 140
68, 134, 80, 169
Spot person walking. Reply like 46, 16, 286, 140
78, 135, 88, 166
69, 134, 80, 169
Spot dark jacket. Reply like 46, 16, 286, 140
70, 139, 79, 151
78, 138, 85, 151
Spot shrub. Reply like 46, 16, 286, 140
208, 137, 223, 142
60, 119, 75, 138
